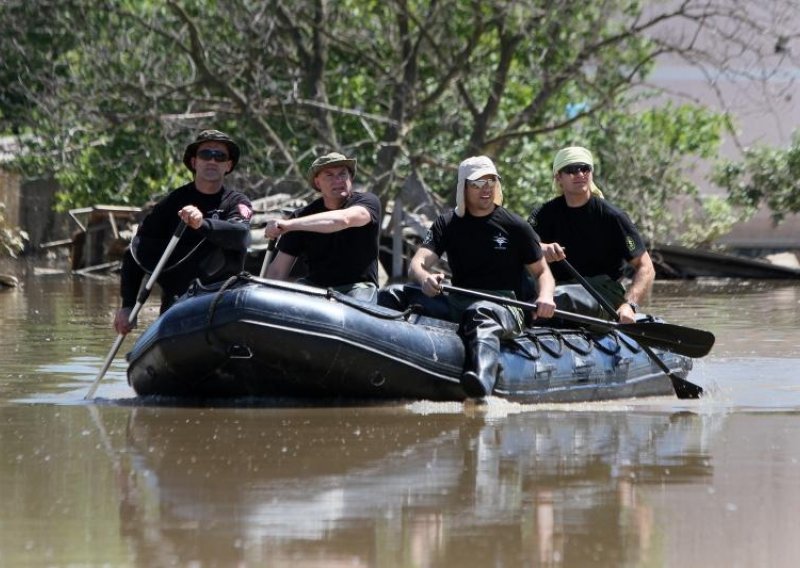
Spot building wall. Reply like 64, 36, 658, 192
0, 169, 22, 229
0, 168, 69, 251
644, 1, 800, 250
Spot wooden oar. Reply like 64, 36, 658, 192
556, 259, 705, 399
84, 223, 187, 400
439, 284, 715, 359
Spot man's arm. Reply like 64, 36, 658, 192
409, 247, 445, 298
617, 251, 655, 323
265, 251, 298, 281
525, 258, 556, 319
266, 206, 371, 238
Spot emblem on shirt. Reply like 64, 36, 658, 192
625, 235, 636, 252
423, 230, 433, 246
493, 233, 509, 250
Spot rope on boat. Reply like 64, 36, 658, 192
325, 288, 423, 320
590, 331, 623, 355
191, 273, 646, 364
202, 274, 246, 350
523, 328, 565, 358
561, 333, 593, 356
206, 274, 243, 326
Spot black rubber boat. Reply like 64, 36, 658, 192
126, 275, 691, 402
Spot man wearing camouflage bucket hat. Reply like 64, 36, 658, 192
114, 129, 253, 335
264, 151, 381, 301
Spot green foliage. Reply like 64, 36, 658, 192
20, 128, 186, 212
0, 0, 748, 247
712, 131, 800, 224
586, 103, 727, 243
0, 203, 28, 258
678, 196, 747, 247
502, 103, 727, 245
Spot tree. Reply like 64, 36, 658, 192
0, 0, 792, 243
713, 131, 800, 224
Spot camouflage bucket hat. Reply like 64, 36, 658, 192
306, 152, 357, 190
183, 129, 241, 173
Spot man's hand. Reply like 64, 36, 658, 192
178, 205, 204, 229
541, 242, 566, 263
420, 272, 445, 298
617, 302, 636, 324
113, 307, 136, 335
264, 219, 289, 240
534, 296, 556, 319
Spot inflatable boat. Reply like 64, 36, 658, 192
126, 274, 694, 403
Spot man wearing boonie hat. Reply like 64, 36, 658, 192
264, 151, 381, 301
526, 145, 654, 323
114, 129, 253, 335
378, 155, 556, 399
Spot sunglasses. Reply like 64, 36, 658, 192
196, 148, 230, 162
466, 177, 499, 189
560, 163, 592, 175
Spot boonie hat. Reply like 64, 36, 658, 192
306, 152, 357, 190
183, 129, 240, 174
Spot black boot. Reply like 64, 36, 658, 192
459, 300, 520, 399
461, 339, 501, 398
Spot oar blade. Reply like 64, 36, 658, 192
617, 322, 715, 358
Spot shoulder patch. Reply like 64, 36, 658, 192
527, 207, 541, 227
238, 203, 253, 220
626, 235, 636, 252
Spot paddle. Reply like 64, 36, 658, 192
84, 223, 187, 400
439, 284, 714, 358
556, 259, 705, 399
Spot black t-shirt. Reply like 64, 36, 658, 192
120, 182, 252, 309
277, 191, 381, 287
527, 195, 646, 282
422, 206, 543, 295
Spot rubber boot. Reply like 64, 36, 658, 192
458, 300, 523, 398
460, 339, 501, 398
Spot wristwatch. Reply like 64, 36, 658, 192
625, 301, 639, 313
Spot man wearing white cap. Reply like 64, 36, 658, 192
527, 146, 655, 323
381, 155, 556, 399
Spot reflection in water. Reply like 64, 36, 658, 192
108, 407, 716, 566
3, 275, 800, 565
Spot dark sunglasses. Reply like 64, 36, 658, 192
196, 148, 230, 162
560, 163, 592, 175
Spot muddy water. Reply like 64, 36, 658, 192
2, 270, 800, 567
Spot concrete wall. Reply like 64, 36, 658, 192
0, 169, 21, 229
0, 168, 70, 252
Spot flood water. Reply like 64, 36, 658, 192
2, 267, 800, 567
